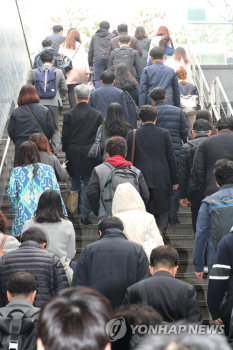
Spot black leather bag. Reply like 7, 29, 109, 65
87, 126, 103, 163
60, 44, 80, 73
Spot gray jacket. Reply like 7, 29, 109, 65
88, 29, 114, 66
0, 298, 40, 319
27, 64, 67, 107
46, 33, 65, 53
40, 151, 67, 182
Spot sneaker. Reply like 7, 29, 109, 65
168, 217, 180, 224
81, 217, 93, 225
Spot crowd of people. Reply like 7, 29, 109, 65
2, 21, 233, 349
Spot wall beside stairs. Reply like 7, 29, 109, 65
0, 0, 31, 140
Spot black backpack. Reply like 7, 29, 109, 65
113, 48, 134, 71
187, 140, 198, 183
0, 307, 39, 350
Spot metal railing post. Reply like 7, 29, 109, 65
215, 79, 220, 117
199, 74, 204, 109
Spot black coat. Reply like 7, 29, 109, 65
8, 103, 54, 162
155, 101, 189, 161
72, 228, 150, 309
0, 241, 68, 308
178, 134, 209, 200
123, 87, 139, 129
193, 130, 233, 196
123, 270, 203, 324
126, 123, 178, 190
62, 103, 103, 177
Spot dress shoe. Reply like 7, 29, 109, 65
168, 216, 180, 224
81, 217, 93, 225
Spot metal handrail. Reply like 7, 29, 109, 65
0, 137, 10, 176
213, 77, 233, 118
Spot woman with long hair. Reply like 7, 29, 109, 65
96, 103, 133, 161
115, 63, 139, 129
7, 141, 67, 237
8, 84, 54, 165
134, 26, 151, 68
29, 133, 67, 182
165, 47, 193, 83
23, 190, 75, 284
59, 29, 90, 108
149, 25, 174, 55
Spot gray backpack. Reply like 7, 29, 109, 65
113, 48, 134, 71
203, 196, 233, 250
101, 163, 140, 216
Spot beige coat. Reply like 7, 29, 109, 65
112, 183, 164, 247
59, 43, 90, 84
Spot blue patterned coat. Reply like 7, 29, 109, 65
7, 163, 67, 236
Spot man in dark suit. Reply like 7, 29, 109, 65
108, 23, 142, 57
123, 245, 202, 324
139, 47, 180, 108
62, 84, 103, 225
89, 70, 129, 119
193, 117, 233, 197
150, 87, 189, 224
72, 216, 150, 309
126, 105, 178, 235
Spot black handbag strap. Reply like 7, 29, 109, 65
25, 104, 45, 135
125, 91, 138, 110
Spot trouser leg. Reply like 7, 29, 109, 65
71, 173, 82, 210
168, 188, 180, 219
189, 191, 204, 233
94, 59, 107, 89
68, 84, 78, 109
46, 105, 60, 155
80, 175, 92, 218
149, 189, 170, 235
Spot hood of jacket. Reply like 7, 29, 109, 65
112, 183, 146, 215
105, 155, 132, 168
95, 29, 111, 37
41, 46, 56, 54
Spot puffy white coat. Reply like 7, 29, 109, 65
112, 183, 164, 247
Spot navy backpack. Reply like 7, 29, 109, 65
35, 67, 56, 99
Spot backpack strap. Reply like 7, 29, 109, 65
187, 141, 196, 147
0, 307, 11, 318
202, 196, 213, 205
0, 307, 39, 319
24, 307, 40, 318
0, 234, 8, 251
165, 48, 173, 56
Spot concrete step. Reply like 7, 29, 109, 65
177, 212, 192, 224
176, 248, 193, 260
176, 273, 209, 285
167, 224, 194, 236
165, 235, 194, 248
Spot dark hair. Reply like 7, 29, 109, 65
176, 66, 187, 84
117, 24, 128, 33
150, 245, 179, 269
62, 29, 82, 50
29, 133, 52, 155
216, 117, 233, 131
100, 70, 115, 84
173, 47, 189, 64
7, 272, 37, 297
37, 287, 113, 350
53, 25, 63, 33
42, 39, 52, 47
119, 35, 130, 44
158, 34, 171, 51
67, 27, 77, 36
112, 305, 163, 350
17, 84, 40, 106
16, 141, 41, 175
193, 119, 212, 133
150, 87, 166, 102
21, 227, 47, 244
104, 102, 133, 137
134, 26, 148, 39
40, 50, 54, 63
108, 65, 116, 74
98, 216, 124, 233
112, 30, 118, 37
115, 63, 138, 91
139, 105, 158, 123
214, 159, 233, 186
34, 190, 66, 223
156, 26, 169, 36
150, 47, 164, 60
99, 21, 110, 30
105, 136, 127, 157
0, 211, 7, 234
196, 109, 213, 126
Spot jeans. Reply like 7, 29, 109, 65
94, 59, 108, 89
168, 188, 180, 218
46, 105, 60, 155
189, 191, 204, 233
68, 84, 80, 109
71, 173, 91, 218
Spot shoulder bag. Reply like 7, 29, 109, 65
87, 125, 103, 163
61, 178, 79, 216
60, 44, 81, 73
25, 104, 54, 153
125, 91, 140, 120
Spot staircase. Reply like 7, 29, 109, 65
0, 101, 210, 323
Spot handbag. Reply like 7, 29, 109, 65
87, 126, 103, 163
143, 215, 158, 261
180, 94, 198, 117
125, 91, 140, 120
60, 44, 80, 73
25, 104, 54, 153
61, 179, 79, 216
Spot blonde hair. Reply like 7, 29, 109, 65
176, 66, 187, 84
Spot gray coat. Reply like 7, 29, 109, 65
40, 151, 67, 182
27, 64, 67, 107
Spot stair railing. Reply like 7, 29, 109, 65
212, 76, 233, 118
